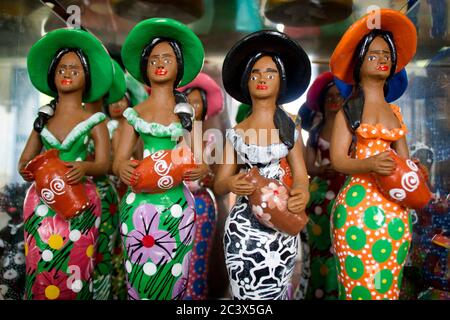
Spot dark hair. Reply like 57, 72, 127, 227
343, 29, 397, 131
140, 37, 184, 88
174, 90, 193, 132
183, 87, 208, 121
240, 53, 296, 149
34, 48, 91, 133
308, 82, 335, 148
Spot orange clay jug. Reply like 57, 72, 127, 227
25, 149, 90, 220
373, 149, 432, 210
245, 167, 308, 236
130, 145, 196, 194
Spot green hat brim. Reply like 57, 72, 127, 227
105, 60, 127, 105
125, 73, 148, 107
235, 103, 252, 124
121, 18, 204, 87
27, 28, 113, 103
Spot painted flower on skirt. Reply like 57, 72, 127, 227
195, 198, 206, 215
309, 256, 338, 296
127, 283, 140, 300
126, 204, 176, 265
172, 251, 191, 299
261, 182, 288, 211
25, 235, 40, 274
37, 215, 70, 251
32, 270, 76, 300
308, 176, 328, 207
68, 232, 96, 281
251, 205, 275, 229
307, 214, 331, 251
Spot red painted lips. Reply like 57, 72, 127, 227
256, 84, 268, 90
61, 79, 72, 85
377, 65, 389, 71
155, 69, 168, 76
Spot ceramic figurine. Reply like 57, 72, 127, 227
329, 9, 419, 300
179, 72, 224, 300
84, 59, 127, 300
113, 18, 204, 300
214, 30, 311, 300
18, 28, 113, 300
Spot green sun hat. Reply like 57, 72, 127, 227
27, 28, 113, 103
121, 18, 204, 87
105, 60, 127, 105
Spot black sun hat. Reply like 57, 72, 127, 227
222, 30, 311, 105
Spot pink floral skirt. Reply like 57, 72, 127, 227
23, 179, 101, 300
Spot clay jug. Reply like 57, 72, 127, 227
25, 149, 90, 219
131, 145, 197, 194
280, 157, 293, 188
373, 149, 432, 209
245, 167, 308, 236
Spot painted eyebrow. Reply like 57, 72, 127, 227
251, 68, 278, 73
150, 53, 174, 58
58, 64, 81, 69
369, 50, 390, 54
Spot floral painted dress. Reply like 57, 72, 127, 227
224, 128, 300, 300
305, 137, 347, 299
119, 108, 196, 300
87, 119, 120, 300
23, 112, 105, 300
331, 104, 413, 300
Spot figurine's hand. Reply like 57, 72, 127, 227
287, 187, 309, 214
369, 151, 396, 176
321, 164, 337, 179
228, 172, 256, 196
119, 160, 139, 186
65, 162, 87, 185
19, 167, 34, 182
184, 163, 209, 181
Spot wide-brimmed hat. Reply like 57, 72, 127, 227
178, 72, 224, 119
330, 9, 417, 84
105, 60, 127, 105
334, 68, 408, 103
222, 30, 311, 105
306, 71, 335, 112
27, 28, 113, 103
121, 18, 204, 87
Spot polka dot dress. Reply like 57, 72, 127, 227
331, 105, 412, 300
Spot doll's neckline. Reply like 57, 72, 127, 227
229, 128, 288, 148
124, 108, 182, 128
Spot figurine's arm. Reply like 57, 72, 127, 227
392, 136, 409, 159
330, 109, 395, 176
112, 121, 139, 185
213, 139, 255, 196
287, 128, 310, 213
183, 128, 210, 181
65, 121, 110, 184
305, 142, 321, 177
18, 129, 43, 181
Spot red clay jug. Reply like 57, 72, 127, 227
279, 157, 293, 188
25, 149, 90, 220
373, 149, 432, 210
130, 145, 197, 194
245, 167, 308, 236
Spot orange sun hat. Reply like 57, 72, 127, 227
330, 8, 417, 84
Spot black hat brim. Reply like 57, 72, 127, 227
222, 30, 311, 105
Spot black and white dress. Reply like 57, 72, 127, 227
224, 129, 300, 300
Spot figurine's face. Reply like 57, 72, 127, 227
248, 55, 280, 101
186, 89, 204, 121
54, 52, 85, 93
360, 36, 392, 81
108, 96, 129, 119
147, 41, 178, 85
324, 84, 343, 113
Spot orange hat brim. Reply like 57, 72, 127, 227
330, 9, 417, 84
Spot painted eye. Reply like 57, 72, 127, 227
251, 76, 258, 81
267, 74, 275, 80
164, 59, 171, 64
150, 60, 157, 65
368, 55, 376, 61
71, 70, 79, 76
385, 56, 390, 61
58, 69, 65, 75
